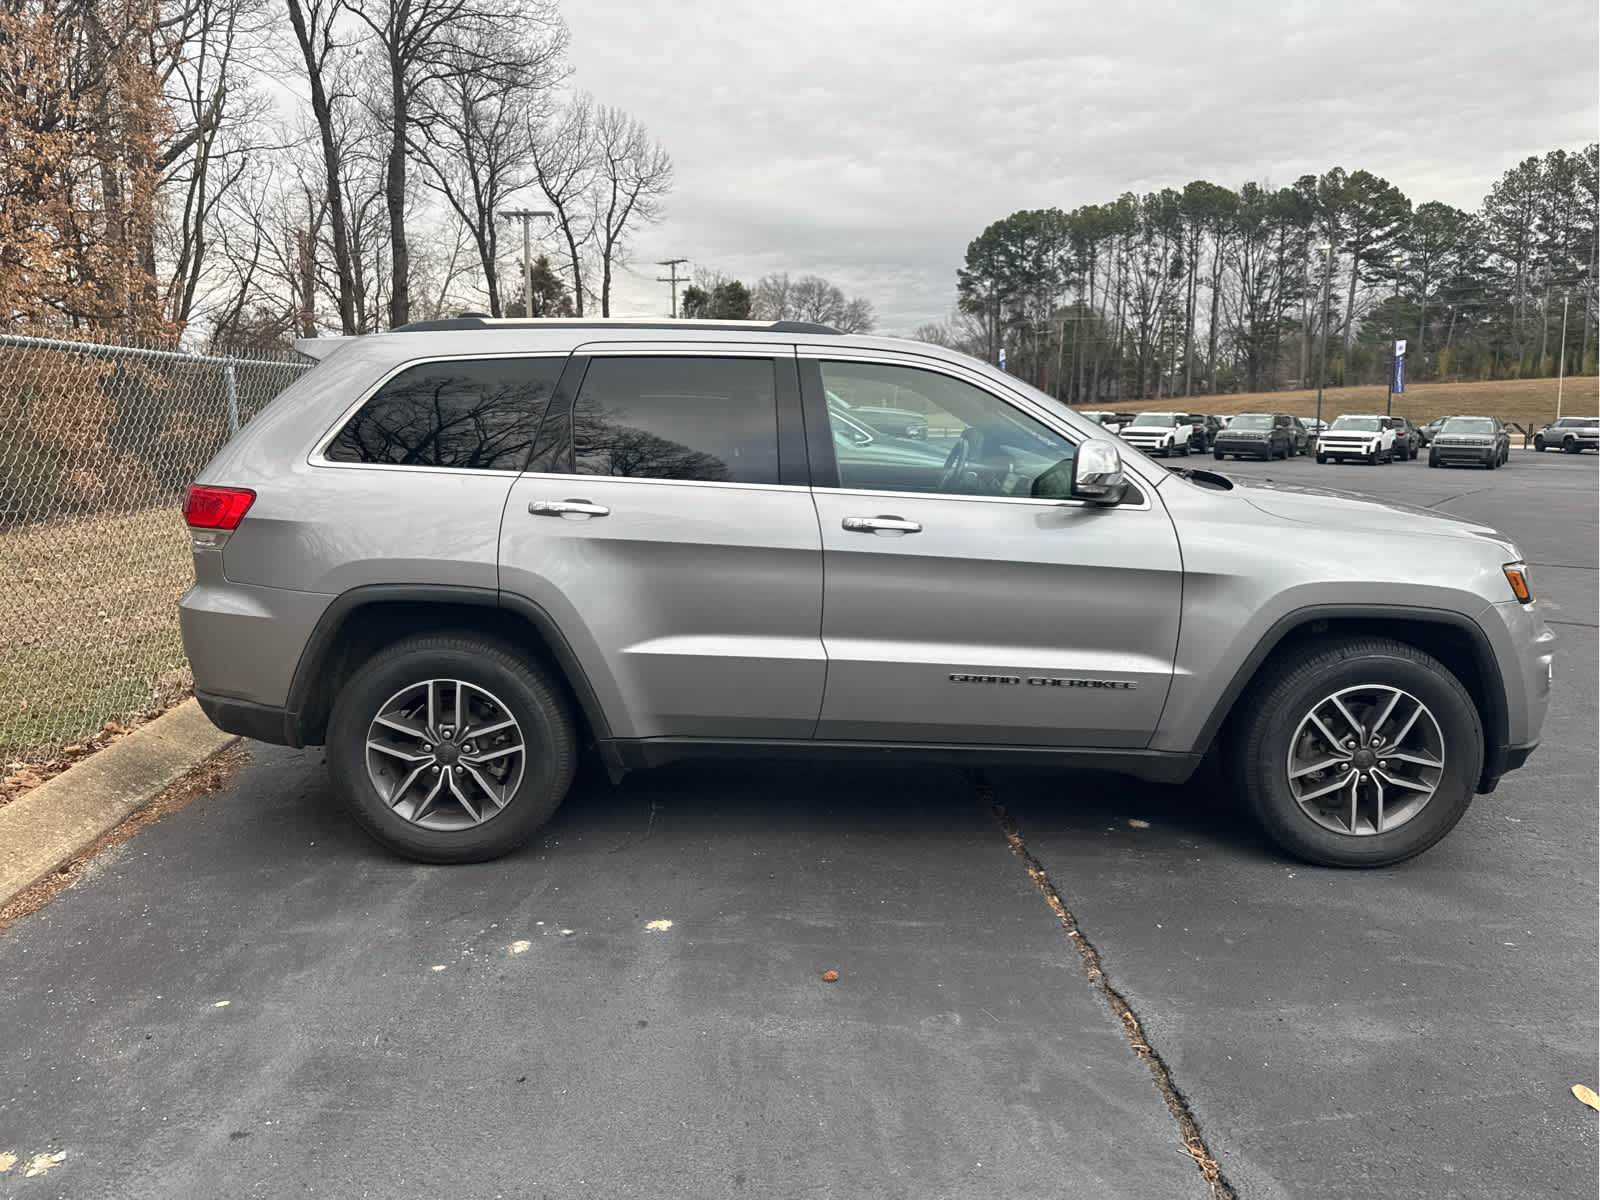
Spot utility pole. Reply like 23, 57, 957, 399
499, 209, 553, 317
1556, 293, 1570, 420
1315, 244, 1333, 435
656, 258, 690, 317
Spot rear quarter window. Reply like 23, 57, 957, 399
325, 356, 565, 470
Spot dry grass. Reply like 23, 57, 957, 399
1111, 376, 1600, 428
0, 506, 193, 762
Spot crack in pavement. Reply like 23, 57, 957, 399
1423, 487, 1494, 509
969, 769, 1236, 1200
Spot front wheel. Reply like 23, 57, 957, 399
1315, 453, 1327, 464
1534, 437, 1546, 452
327, 632, 578, 863
1214, 449, 1225, 460
1368, 448, 1379, 465
1236, 636, 1483, 867
1428, 454, 1440, 468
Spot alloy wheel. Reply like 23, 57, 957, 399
363, 678, 527, 830
1285, 684, 1445, 836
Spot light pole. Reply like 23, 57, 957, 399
499, 208, 553, 317
1314, 243, 1333, 434
1556, 293, 1570, 419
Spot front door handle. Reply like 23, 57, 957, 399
842, 515, 922, 535
529, 498, 611, 518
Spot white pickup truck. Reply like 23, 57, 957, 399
1315, 414, 1398, 465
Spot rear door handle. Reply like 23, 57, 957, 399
529, 498, 610, 518
842, 515, 922, 535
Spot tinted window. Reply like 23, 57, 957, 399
327, 357, 563, 469
568, 357, 779, 484
820, 360, 1074, 498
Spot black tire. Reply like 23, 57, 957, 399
1485, 453, 1498, 470
327, 632, 578, 863
1235, 636, 1483, 868
1534, 437, 1546, 452
1564, 437, 1579, 454
1180, 439, 1191, 456
1428, 454, 1440, 468
1368, 448, 1379, 465
1214, 449, 1225, 460
1315, 453, 1327, 464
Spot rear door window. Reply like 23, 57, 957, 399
325, 356, 564, 470
565, 356, 780, 484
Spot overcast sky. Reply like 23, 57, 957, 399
544, 0, 1598, 332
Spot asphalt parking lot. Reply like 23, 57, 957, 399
1, 451, 1595, 1200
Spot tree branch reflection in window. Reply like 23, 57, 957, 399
327, 357, 564, 470
570, 357, 779, 484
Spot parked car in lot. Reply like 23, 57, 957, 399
826, 388, 929, 439
1287, 416, 1313, 456
1213, 412, 1294, 461
1185, 413, 1224, 452
1429, 416, 1511, 469
181, 316, 1553, 869
1417, 416, 1454, 446
1118, 411, 1193, 457
1075, 409, 1126, 430
1316, 414, 1398, 464
1532, 416, 1599, 454
1386, 416, 1422, 461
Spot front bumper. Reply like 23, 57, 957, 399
1432, 443, 1496, 464
1316, 439, 1382, 457
1215, 438, 1272, 456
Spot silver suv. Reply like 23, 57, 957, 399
179, 318, 1554, 868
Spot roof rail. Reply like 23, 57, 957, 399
390, 316, 843, 335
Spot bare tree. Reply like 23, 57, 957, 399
414, 25, 564, 316
752, 272, 875, 332
349, 0, 551, 328
283, 0, 361, 333
589, 105, 671, 317
529, 95, 597, 315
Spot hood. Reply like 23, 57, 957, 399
1229, 476, 1515, 549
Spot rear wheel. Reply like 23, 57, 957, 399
1236, 636, 1483, 867
327, 633, 578, 863
1564, 437, 1580, 454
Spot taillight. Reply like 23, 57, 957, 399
183, 485, 256, 530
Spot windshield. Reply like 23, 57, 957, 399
1229, 414, 1272, 430
825, 390, 854, 411
1130, 413, 1177, 427
1330, 416, 1381, 432
1442, 417, 1495, 434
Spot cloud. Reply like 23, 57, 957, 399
558, 0, 1599, 331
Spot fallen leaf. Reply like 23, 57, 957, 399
1574, 1084, 1599, 1111
645, 919, 673, 932
822, 970, 839, 983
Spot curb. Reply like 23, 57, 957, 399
0, 700, 238, 909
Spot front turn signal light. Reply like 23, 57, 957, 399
1503, 563, 1532, 604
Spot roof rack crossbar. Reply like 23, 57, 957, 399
390, 316, 843, 335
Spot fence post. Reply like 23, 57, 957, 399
224, 361, 240, 435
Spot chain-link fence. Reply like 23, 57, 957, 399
0, 333, 313, 766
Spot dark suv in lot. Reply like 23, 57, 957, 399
179, 318, 1553, 870
1213, 412, 1295, 460
1387, 417, 1422, 461
1429, 416, 1511, 469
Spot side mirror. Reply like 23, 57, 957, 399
1069, 439, 1128, 506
